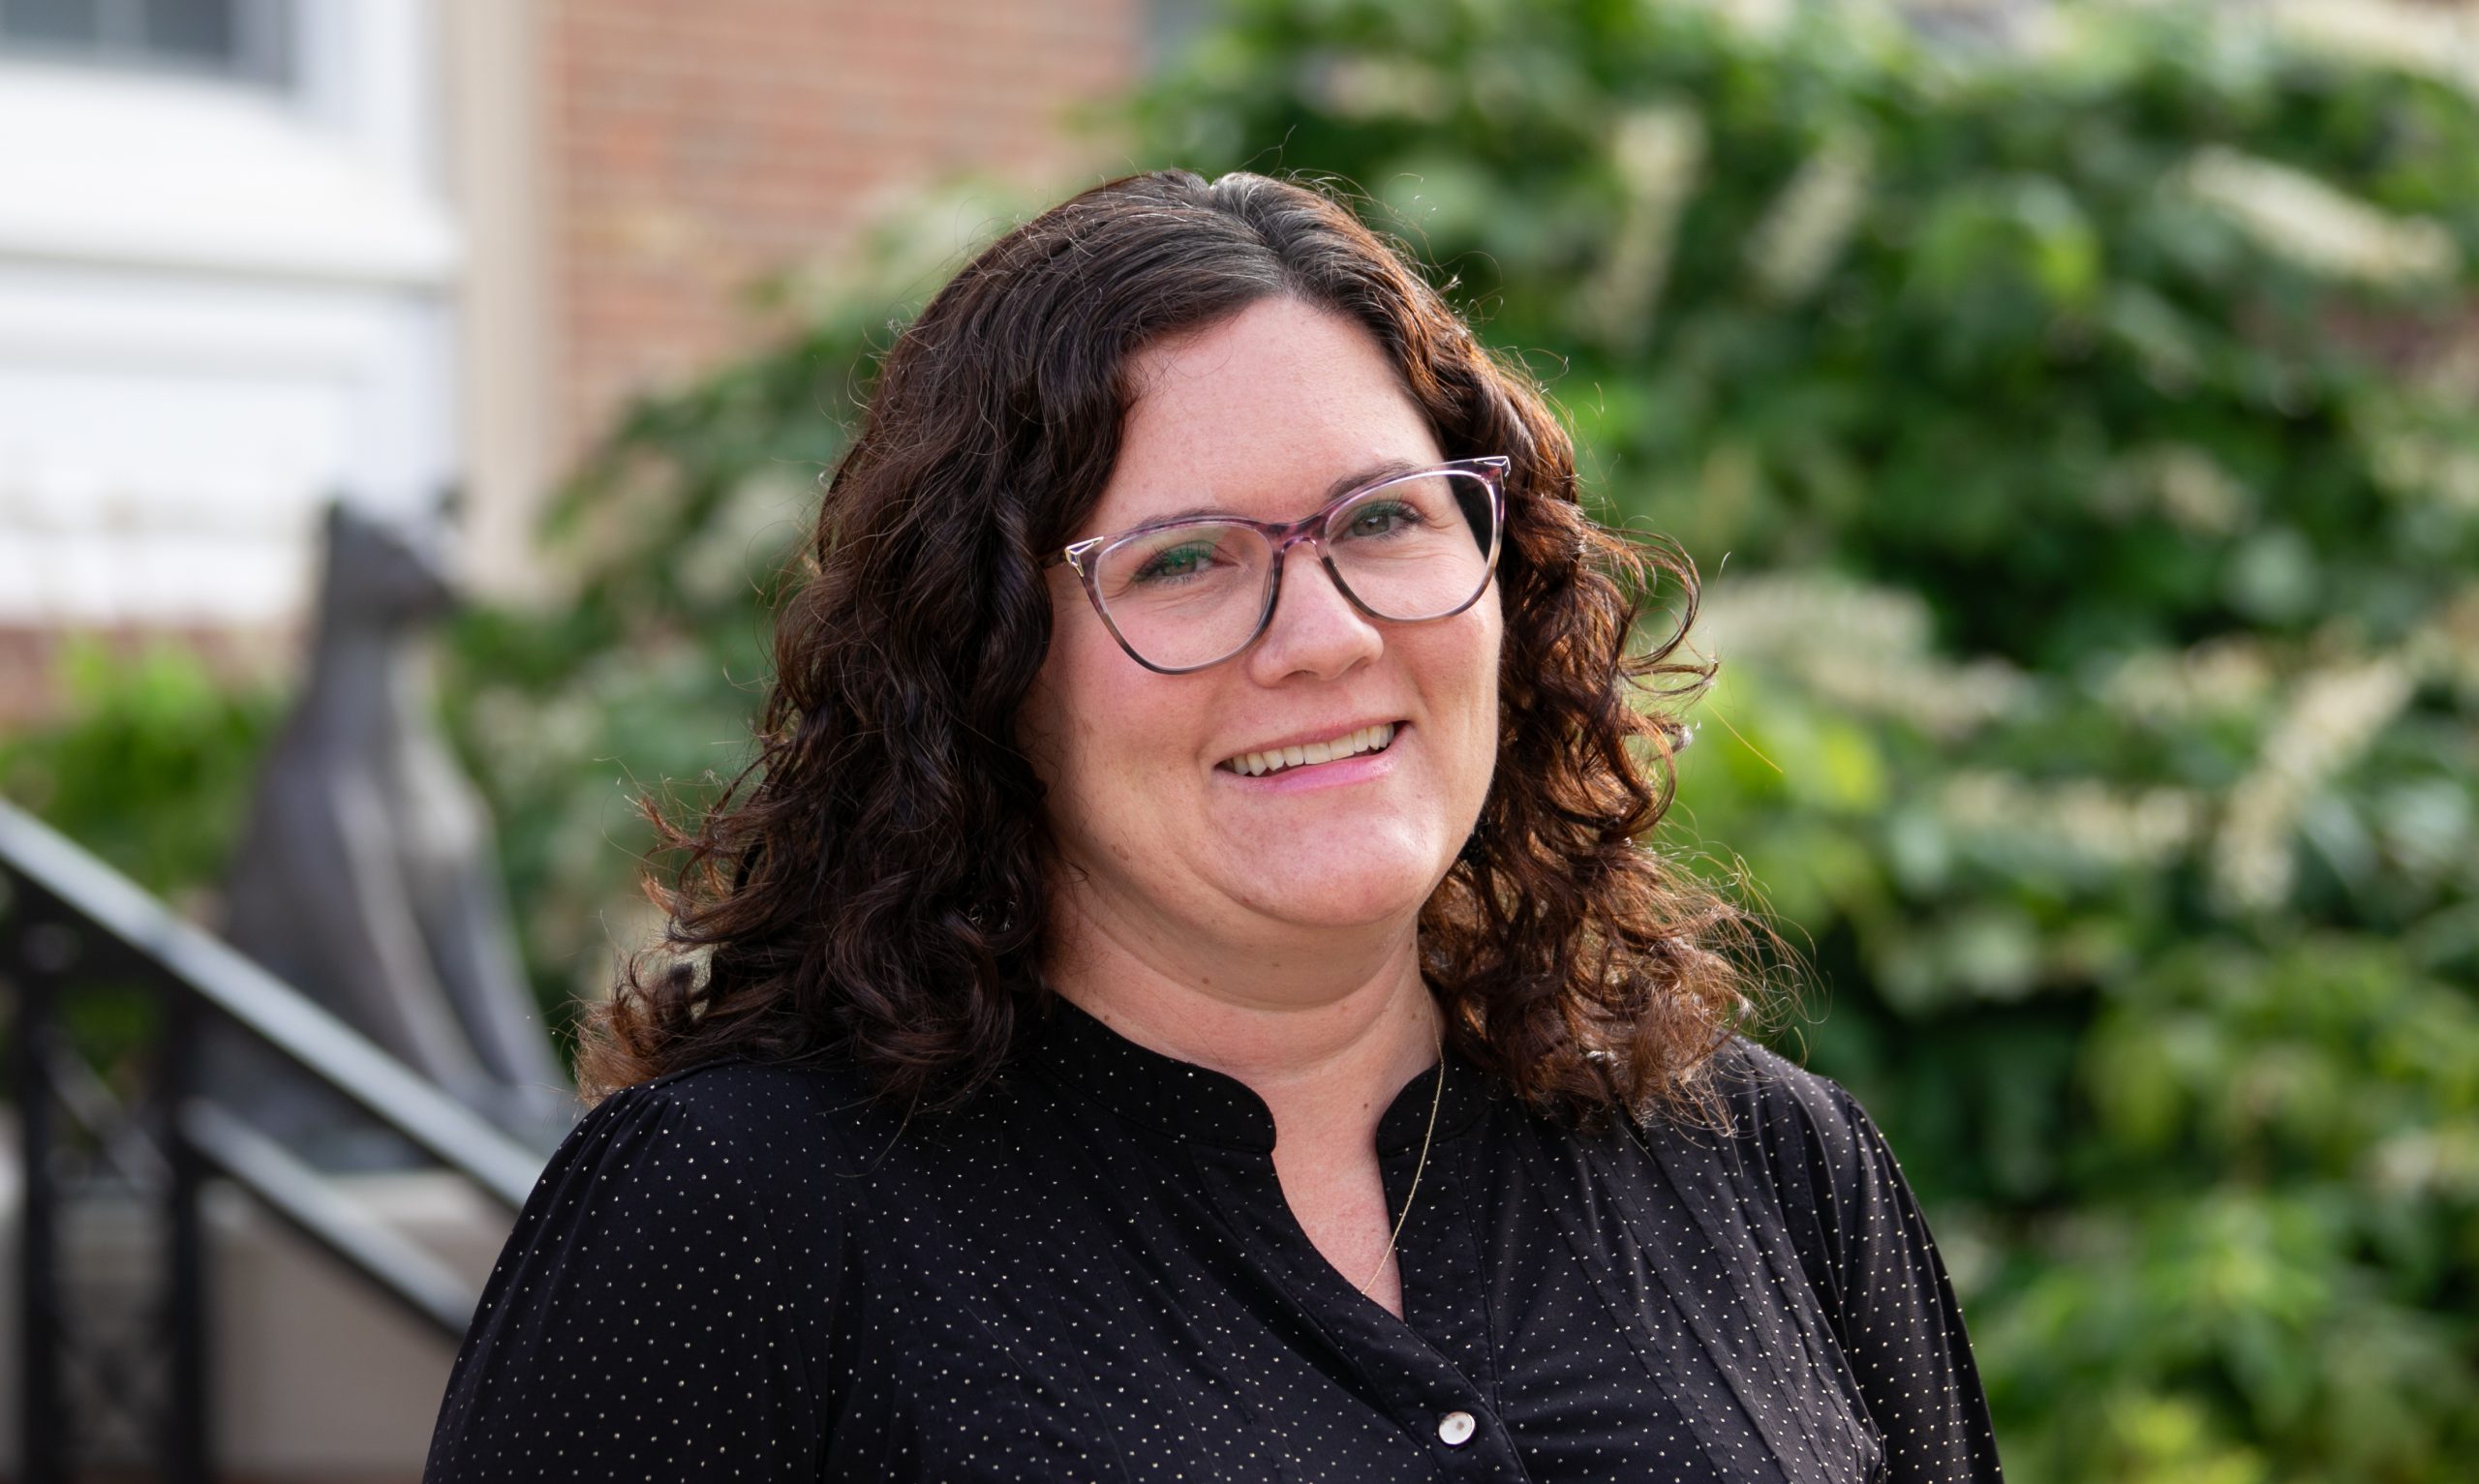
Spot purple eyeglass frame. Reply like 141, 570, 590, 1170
1040, 455, 1511, 675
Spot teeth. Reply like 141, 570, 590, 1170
1222, 723, 1396, 776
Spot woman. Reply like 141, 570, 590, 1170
424, 168, 2004, 1483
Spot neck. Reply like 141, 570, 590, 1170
1042, 889, 1441, 1142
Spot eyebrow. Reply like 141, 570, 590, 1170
1136, 458, 1432, 526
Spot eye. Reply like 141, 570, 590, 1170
1132, 540, 1220, 584
1340, 499, 1423, 539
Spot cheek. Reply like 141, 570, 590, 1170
1435, 607, 1506, 815
1436, 598, 1504, 747
1025, 632, 1108, 799
1027, 616, 1201, 818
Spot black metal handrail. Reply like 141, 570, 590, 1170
0, 797, 558, 1484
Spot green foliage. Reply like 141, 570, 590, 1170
1111, 1, 2479, 1478
0, 637, 286, 1090
0, 635, 281, 906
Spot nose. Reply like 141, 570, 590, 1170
1243, 548, 1383, 683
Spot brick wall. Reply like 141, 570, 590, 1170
545, 0, 1147, 457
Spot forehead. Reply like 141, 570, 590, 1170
1092, 296, 1445, 530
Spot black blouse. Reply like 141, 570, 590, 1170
423, 999, 2005, 1482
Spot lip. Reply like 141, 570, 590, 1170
1216, 740, 1402, 794
1213, 720, 1408, 793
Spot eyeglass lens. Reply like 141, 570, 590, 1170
1090, 469, 1498, 671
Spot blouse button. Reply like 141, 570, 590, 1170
1437, 1410, 1477, 1447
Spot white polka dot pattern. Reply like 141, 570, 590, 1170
422, 1000, 2005, 1481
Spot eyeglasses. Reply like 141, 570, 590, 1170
1043, 456, 1509, 675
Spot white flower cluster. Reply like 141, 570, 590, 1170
676, 471, 809, 610
1692, 571, 2031, 740
2370, 1124, 2479, 1201
2263, 0, 2479, 98
2096, 634, 2275, 727
1576, 103, 1706, 351
1303, 53, 1451, 124
2093, 443, 2257, 535
2178, 144, 2460, 288
2368, 428, 2479, 514
1745, 133, 1874, 303
2356, 344, 2479, 513
1669, 0, 1795, 42
1941, 769, 2207, 870
2211, 654, 2417, 915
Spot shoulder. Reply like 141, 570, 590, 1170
1673, 1033, 1944, 1257
612, 1052, 888, 1141
543, 1054, 894, 1225
1700, 1031, 1867, 1147
433, 1061, 863, 1475
1658, 1032, 1891, 1209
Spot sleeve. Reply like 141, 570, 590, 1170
1797, 1077, 2006, 1484
422, 1080, 825, 1481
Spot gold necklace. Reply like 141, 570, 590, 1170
1355, 1012, 1447, 1298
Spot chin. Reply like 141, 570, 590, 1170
1231, 852, 1449, 930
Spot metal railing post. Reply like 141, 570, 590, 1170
14, 921, 67, 1484
0, 799, 555, 1479
165, 984, 211, 1484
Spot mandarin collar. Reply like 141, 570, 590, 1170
1025, 993, 1487, 1155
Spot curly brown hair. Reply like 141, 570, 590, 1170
574, 167, 1790, 1129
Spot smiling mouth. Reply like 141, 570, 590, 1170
1217, 722, 1399, 778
